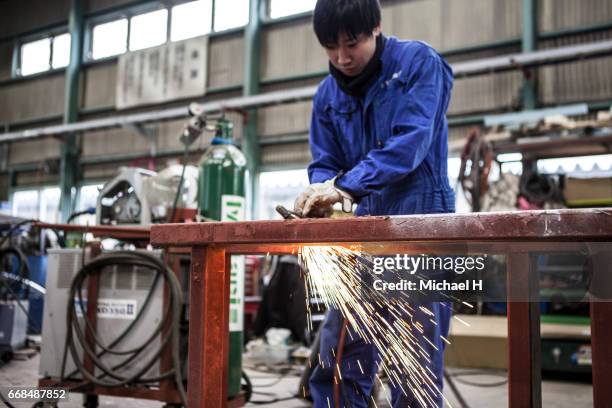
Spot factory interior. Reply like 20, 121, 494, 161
0, 0, 611, 407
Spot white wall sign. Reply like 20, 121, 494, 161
116, 36, 208, 109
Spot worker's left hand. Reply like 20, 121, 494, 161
294, 180, 341, 218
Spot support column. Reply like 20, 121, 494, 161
507, 252, 542, 408
188, 246, 230, 407
59, 0, 84, 221
521, 0, 538, 110
243, 0, 264, 219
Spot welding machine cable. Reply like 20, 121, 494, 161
63, 251, 187, 407
334, 317, 353, 408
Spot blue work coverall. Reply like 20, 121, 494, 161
307, 37, 455, 407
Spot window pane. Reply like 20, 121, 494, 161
130, 9, 168, 51
76, 184, 103, 225
538, 154, 612, 174
269, 0, 316, 19
20, 38, 51, 75
214, 0, 249, 31
39, 188, 61, 223
171, 0, 212, 41
52, 33, 71, 69
92, 18, 128, 59
257, 170, 309, 220
12, 190, 40, 220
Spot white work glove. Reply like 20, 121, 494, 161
294, 179, 354, 218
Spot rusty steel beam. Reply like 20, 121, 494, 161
221, 241, 592, 256
151, 210, 612, 247
188, 247, 230, 407
507, 253, 541, 408
591, 302, 612, 407
590, 248, 612, 407
35, 222, 150, 241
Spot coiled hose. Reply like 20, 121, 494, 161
62, 251, 187, 407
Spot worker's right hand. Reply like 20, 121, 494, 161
294, 180, 341, 218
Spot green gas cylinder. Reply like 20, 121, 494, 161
197, 119, 247, 398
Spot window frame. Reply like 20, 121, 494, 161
169, 0, 213, 42
85, 0, 250, 62
10, 185, 62, 223
10, 0, 252, 78
265, 0, 316, 23
13, 29, 72, 78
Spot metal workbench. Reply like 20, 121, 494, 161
151, 209, 612, 408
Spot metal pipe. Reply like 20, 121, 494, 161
243, 0, 264, 219
1, 39, 612, 144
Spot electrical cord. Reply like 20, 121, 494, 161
60, 270, 170, 385
65, 253, 179, 383
0, 246, 31, 298
61, 251, 187, 407
242, 368, 302, 405
335, 318, 353, 408
241, 370, 253, 402
249, 395, 299, 405
248, 376, 285, 388
0, 272, 45, 296
0, 219, 35, 248
0, 246, 41, 333
447, 369, 508, 388
66, 208, 96, 224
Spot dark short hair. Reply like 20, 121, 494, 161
313, 0, 381, 46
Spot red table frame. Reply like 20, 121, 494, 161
151, 209, 612, 408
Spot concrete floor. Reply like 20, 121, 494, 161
0, 353, 593, 407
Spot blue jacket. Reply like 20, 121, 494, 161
308, 37, 455, 216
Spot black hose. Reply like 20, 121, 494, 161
249, 396, 298, 405
66, 208, 95, 224
241, 370, 253, 402
0, 219, 35, 248
0, 245, 40, 332
444, 368, 470, 408
62, 251, 187, 407
60, 270, 169, 382
0, 246, 31, 299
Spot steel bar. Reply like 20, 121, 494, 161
243, 0, 264, 217
507, 253, 541, 408
220, 241, 593, 256
590, 248, 612, 407
452, 39, 612, 78
0, 86, 317, 143
151, 209, 612, 246
492, 128, 612, 156
34, 221, 150, 241
590, 302, 612, 407
188, 246, 230, 407
2, 40, 612, 143
484, 104, 588, 127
